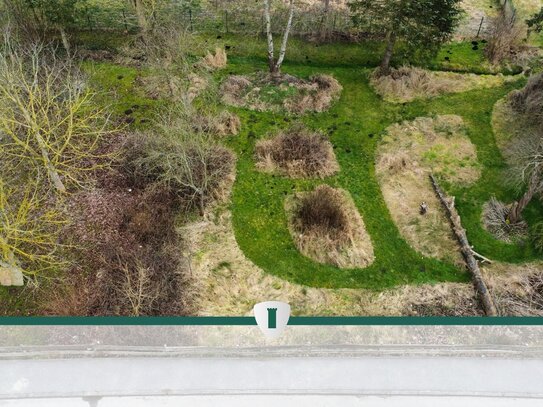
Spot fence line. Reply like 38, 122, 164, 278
73, 3, 353, 38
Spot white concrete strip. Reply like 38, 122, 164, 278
1, 395, 543, 407
1, 356, 543, 399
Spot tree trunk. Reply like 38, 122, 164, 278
380, 30, 396, 75
59, 27, 70, 55
263, 0, 276, 74
319, 0, 331, 41
430, 175, 497, 316
134, 0, 149, 37
508, 169, 541, 224
275, 0, 294, 74
21, 108, 67, 193
36, 131, 66, 193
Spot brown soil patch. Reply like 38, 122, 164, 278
370, 66, 519, 103
255, 126, 339, 178
285, 185, 374, 269
220, 73, 342, 114
376, 115, 481, 263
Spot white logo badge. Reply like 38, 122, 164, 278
253, 301, 291, 339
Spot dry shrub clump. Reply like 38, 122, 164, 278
127, 133, 236, 216
201, 47, 227, 70
199, 111, 241, 137
376, 115, 481, 262
370, 66, 518, 103
284, 74, 343, 114
255, 126, 339, 178
485, 262, 543, 316
159, 101, 240, 138
508, 72, 543, 128
485, 10, 525, 65
482, 197, 528, 243
220, 73, 342, 114
492, 73, 542, 157
136, 74, 183, 101
286, 185, 374, 269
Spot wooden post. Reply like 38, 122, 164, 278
476, 16, 484, 37
225, 10, 229, 33
189, 8, 193, 32
430, 174, 498, 316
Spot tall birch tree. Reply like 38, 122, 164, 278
264, 0, 295, 79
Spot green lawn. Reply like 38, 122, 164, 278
221, 55, 542, 290
2, 33, 542, 312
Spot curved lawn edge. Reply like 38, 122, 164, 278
228, 67, 468, 290
226, 63, 541, 290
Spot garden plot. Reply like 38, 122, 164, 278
285, 185, 375, 269
220, 73, 342, 114
370, 66, 519, 103
255, 126, 339, 179
376, 115, 481, 264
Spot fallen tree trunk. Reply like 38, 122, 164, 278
430, 174, 498, 316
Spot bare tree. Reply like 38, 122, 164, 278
485, 7, 524, 65
507, 132, 543, 224
0, 40, 112, 193
130, 0, 164, 39
0, 179, 62, 286
130, 129, 235, 216
264, 0, 295, 79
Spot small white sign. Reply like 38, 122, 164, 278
253, 301, 291, 339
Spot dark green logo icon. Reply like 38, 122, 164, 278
267, 308, 277, 329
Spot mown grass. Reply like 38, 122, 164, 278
222, 51, 542, 290
224, 62, 466, 289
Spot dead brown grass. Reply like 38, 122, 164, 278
284, 74, 343, 114
370, 66, 518, 103
285, 185, 374, 269
181, 202, 487, 316
484, 261, 543, 316
180, 197, 542, 316
191, 110, 241, 137
255, 126, 339, 178
376, 115, 481, 263
201, 47, 227, 70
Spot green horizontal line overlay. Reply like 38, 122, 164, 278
1, 317, 543, 325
